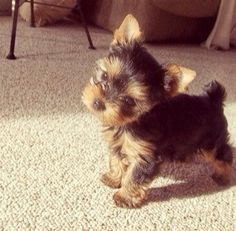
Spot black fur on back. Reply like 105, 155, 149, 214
126, 81, 230, 162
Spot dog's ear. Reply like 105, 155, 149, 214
111, 14, 143, 45
164, 64, 196, 96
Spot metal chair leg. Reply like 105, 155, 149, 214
7, 0, 20, 59
7, 0, 95, 60
30, 0, 35, 27
76, 1, 95, 49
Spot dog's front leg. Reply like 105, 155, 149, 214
100, 152, 128, 188
113, 156, 158, 208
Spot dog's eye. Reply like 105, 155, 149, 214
121, 96, 135, 106
101, 72, 108, 81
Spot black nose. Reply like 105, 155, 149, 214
93, 99, 105, 111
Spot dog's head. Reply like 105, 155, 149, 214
82, 14, 196, 126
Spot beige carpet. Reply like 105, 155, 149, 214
0, 17, 236, 230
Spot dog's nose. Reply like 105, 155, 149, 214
93, 99, 105, 111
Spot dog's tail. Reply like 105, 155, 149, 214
205, 80, 226, 110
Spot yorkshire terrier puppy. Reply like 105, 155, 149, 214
82, 15, 232, 208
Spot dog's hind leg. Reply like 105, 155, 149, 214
202, 144, 233, 185
212, 143, 233, 185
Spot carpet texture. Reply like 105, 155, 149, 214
0, 17, 236, 230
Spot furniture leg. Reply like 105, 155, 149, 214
7, 0, 20, 59
76, 1, 95, 49
30, 0, 35, 27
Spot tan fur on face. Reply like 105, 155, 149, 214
82, 83, 104, 112
103, 96, 151, 126
103, 102, 125, 125
126, 80, 149, 101
96, 57, 124, 80
82, 82, 125, 125
82, 81, 154, 126
82, 82, 138, 126
104, 104, 139, 126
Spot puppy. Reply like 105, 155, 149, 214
82, 15, 232, 208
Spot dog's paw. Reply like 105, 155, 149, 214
100, 172, 121, 188
113, 190, 144, 208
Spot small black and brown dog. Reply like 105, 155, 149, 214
82, 15, 233, 208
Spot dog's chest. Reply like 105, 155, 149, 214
103, 126, 153, 160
